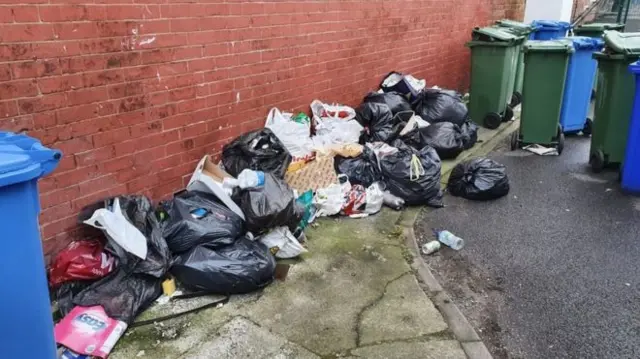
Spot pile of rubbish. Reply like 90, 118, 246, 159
49, 70, 510, 358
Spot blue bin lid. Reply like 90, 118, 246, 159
0, 132, 62, 188
563, 36, 605, 50
630, 61, 640, 74
531, 20, 572, 30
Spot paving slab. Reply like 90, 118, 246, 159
349, 340, 467, 359
359, 273, 448, 345
179, 317, 319, 359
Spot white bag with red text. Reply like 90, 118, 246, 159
310, 100, 362, 150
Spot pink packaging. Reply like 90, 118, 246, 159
55, 306, 128, 358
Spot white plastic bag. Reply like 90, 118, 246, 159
83, 198, 148, 260
259, 227, 308, 259
310, 100, 362, 149
314, 184, 345, 217
365, 182, 384, 214
265, 107, 314, 161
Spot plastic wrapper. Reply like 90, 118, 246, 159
412, 88, 468, 126
448, 158, 510, 200
171, 237, 276, 294
222, 128, 292, 179
49, 240, 115, 287
161, 191, 245, 254
377, 140, 443, 207
234, 172, 300, 235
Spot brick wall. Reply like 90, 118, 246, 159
0, 0, 523, 261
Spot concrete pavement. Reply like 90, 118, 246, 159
111, 209, 466, 359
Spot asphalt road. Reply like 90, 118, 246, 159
416, 136, 640, 359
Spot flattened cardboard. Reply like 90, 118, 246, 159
187, 155, 246, 220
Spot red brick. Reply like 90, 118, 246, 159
38, 75, 83, 94
108, 81, 144, 99
40, 202, 75, 227
56, 103, 104, 124
92, 127, 131, 147
68, 87, 109, 106
40, 185, 80, 209
170, 18, 200, 33
53, 22, 99, 40
82, 69, 124, 87
0, 100, 19, 118
106, 5, 160, 20
0, 6, 40, 23
1, 23, 54, 42
78, 174, 119, 197
2, 115, 33, 133
0, 80, 38, 98
18, 93, 66, 114
41, 215, 78, 240
11, 60, 60, 79
39, 5, 106, 22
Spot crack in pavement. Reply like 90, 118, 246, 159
354, 271, 413, 347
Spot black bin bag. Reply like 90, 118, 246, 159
161, 191, 245, 254
378, 140, 443, 207
402, 122, 464, 160
234, 173, 301, 235
412, 88, 468, 126
73, 196, 172, 324
363, 91, 412, 115
171, 237, 276, 294
355, 102, 398, 143
448, 158, 510, 201
222, 128, 292, 179
333, 146, 383, 187
460, 119, 479, 150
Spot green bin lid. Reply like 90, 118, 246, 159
495, 19, 535, 35
575, 23, 625, 32
523, 40, 574, 53
471, 27, 524, 43
603, 31, 640, 56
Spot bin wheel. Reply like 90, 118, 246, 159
484, 112, 502, 129
502, 106, 514, 122
583, 118, 593, 136
590, 150, 605, 173
556, 125, 565, 155
591, 88, 596, 100
510, 131, 519, 151
510, 92, 522, 107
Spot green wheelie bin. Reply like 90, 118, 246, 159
573, 23, 624, 99
589, 31, 640, 172
573, 23, 625, 38
511, 40, 573, 154
495, 19, 537, 107
467, 27, 524, 130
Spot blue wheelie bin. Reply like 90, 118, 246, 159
531, 20, 572, 40
622, 61, 640, 193
0, 132, 62, 359
560, 36, 604, 134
